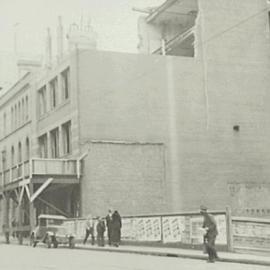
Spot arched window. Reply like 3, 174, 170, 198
11, 146, 15, 167
18, 142, 23, 178
18, 142, 22, 164
3, 112, 6, 135
11, 107, 14, 130
25, 96, 29, 121
14, 104, 17, 128
25, 137, 30, 160
18, 101, 21, 126
22, 99, 25, 124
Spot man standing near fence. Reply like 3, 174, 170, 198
106, 209, 113, 245
83, 214, 95, 245
200, 205, 219, 263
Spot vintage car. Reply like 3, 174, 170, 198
30, 214, 75, 248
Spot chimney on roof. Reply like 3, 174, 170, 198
67, 17, 97, 52
57, 16, 64, 63
45, 27, 52, 69
17, 58, 42, 78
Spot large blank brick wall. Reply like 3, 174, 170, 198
75, 0, 270, 214
81, 142, 166, 216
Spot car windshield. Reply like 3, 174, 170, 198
47, 219, 63, 225
40, 218, 63, 226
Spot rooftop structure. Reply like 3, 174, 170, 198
137, 0, 198, 56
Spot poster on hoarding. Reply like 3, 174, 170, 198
76, 220, 87, 239
121, 218, 136, 241
134, 217, 161, 241
63, 220, 76, 235
233, 221, 270, 250
233, 221, 270, 238
215, 215, 227, 244
162, 216, 185, 243
190, 216, 204, 244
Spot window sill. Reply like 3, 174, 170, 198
38, 99, 71, 121
0, 120, 31, 142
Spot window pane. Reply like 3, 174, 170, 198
62, 121, 71, 155
61, 68, 70, 100
50, 78, 58, 109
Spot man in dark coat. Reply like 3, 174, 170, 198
105, 209, 113, 245
200, 205, 219, 263
111, 210, 122, 247
96, 217, 106, 247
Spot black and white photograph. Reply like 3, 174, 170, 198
0, 0, 270, 269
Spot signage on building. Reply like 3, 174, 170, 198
233, 219, 270, 250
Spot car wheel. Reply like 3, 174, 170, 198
46, 237, 52, 248
30, 235, 34, 246
53, 241, 58, 248
69, 237, 75, 249
30, 234, 37, 247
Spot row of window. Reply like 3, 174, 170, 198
38, 68, 70, 118
10, 95, 29, 131
1, 137, 30, 171
39, 121, 72, 158
245, 208, 270, 215
0, 95, 29, 138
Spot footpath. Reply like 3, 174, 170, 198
1, 236, 270, 267
75, 243, 270, 267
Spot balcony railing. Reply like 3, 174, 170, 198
32, 158, 77, 175
0, 158, 80, 186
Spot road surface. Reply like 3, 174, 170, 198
0, 244, 267, 270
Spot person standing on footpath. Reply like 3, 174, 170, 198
83, 214, 95, 245
200, 205, 219, 263
111, 210, 122, 247
96, 217, 106, 247
105, 209, 113, 245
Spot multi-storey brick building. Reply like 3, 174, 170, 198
1, 0, 270, 237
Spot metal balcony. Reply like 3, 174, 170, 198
0, 158, 81, 186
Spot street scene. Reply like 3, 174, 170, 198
0, 244, 268, 270
1, 0, 270, 269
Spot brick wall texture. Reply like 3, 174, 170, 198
81, 143, 166, 217
72, 0, 270, 216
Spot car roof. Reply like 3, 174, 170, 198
38, 214, 67, 220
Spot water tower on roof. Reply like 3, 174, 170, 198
67, 17, 97, 52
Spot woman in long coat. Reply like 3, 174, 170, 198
111, 210, 122, 247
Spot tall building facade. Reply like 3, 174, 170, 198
1, 0, 270, 235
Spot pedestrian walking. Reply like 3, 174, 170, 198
111, 210, 122, 247
96, 217, 106, 247
11, 219, 17, 238
83, 214, 95, 245
200, 205, 219, 263
2, 224, 10, 244
105, 209, 113, 245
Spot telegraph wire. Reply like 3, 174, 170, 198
197, 7, 269, 47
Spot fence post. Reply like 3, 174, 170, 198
75, 219, 78, 240
226, 206, 234, 252
160, 216, 163, 244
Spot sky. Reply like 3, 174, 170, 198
0, 0, 165, 56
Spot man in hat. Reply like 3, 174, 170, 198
96, 216, 106, 247
105, 209, 113, 245
83, 214, 95, 245
200, 205, 219, 263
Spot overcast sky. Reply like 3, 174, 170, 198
0, 0, 165, 56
